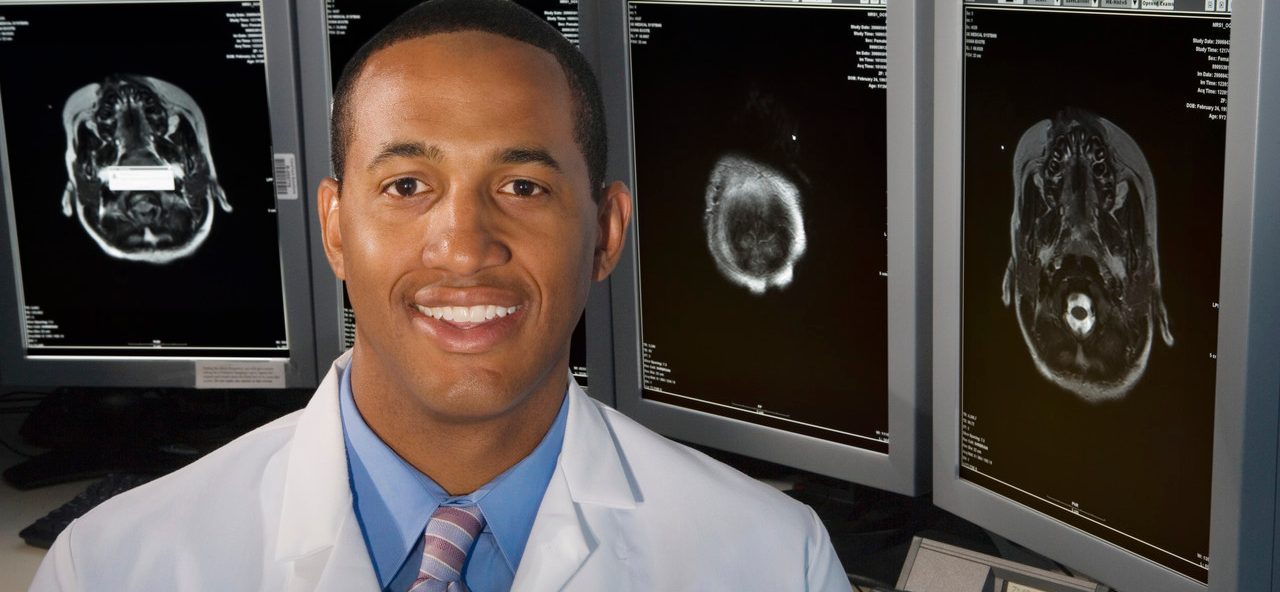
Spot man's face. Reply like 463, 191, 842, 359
318, 32, 626, 422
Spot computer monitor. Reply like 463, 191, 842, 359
599, 0, 932, 495
931, 1, 1279, 590
296, 0, 596, 392
0, 0, 317, 389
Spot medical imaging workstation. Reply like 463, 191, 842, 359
0, 0, 315, 388
0, 0, 319, 498
2, 0, 1280, 590
596, 0, 934, 498
934, 0, 1280, 591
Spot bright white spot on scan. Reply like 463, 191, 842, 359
1065, 291, 1095, 338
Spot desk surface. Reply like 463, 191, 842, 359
0, 411, 93, 592
0, 476, 89, 591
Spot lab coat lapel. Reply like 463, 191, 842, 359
274, 353, 378, 591
512, 380, 639, 591
294, 509, 380, 592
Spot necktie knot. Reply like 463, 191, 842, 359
410, 504, 486, 592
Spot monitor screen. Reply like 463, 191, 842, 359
628, 0, 889, 452
957, 0, 1227, 585
317, 0, 589, 386
0, 0, 289, 359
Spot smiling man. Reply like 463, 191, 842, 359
30, 1, 849, 590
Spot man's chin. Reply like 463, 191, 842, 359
414, 381, 544, 426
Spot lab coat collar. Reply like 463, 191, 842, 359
559, 379, 641, 510
274, 351, 355, 563
510, 378, 641, 590
273, 353, 641, 591
273, 351, 379, 590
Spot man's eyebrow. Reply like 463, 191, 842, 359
495, 146, 562, 173
366, 141, 443, 172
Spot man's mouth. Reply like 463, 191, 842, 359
409, 300, 525, 353
414, 304, 521, 324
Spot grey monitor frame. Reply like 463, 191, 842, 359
1207, 0, 1280, 589
0, 0, 317, 389
294, 0, 616, 403
932, 2, 1280, 591
600, 0, 933, 495
294, 0, 343, 376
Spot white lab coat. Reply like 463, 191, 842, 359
30, 352, 851, 591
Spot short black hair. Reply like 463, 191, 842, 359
329, 0, 607, 195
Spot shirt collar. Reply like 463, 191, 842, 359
473, 386, 568, 570
338, 361, 568, 588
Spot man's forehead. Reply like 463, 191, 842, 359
358, 30, 566, 95
349, 32, 572, 132
342, 30, 586, 180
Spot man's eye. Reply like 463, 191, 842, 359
386, 177, 426, 197
500, 179, 548, 197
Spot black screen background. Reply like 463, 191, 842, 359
631, 2, 889, 451
0, 2, 287, 356
960, 7, 1225, 583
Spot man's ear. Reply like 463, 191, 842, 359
593, 181, 633, 281
317, 177, 347, 281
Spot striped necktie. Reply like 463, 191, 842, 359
408, 504, 486, 592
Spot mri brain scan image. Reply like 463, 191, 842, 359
1002, 108, 1173, 402
704, 154, 806, 294
703, 88, 808, 295
61, 75, 230, 264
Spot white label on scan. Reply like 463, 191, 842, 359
105, 166, 175, 191
195, 361, 286, 389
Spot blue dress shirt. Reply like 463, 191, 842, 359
338, 362, 569, 592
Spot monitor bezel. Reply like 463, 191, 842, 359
1206, 0, 1280, 587
601, 0, 932, 496
0, 0, 318, 389
294, 0, 345, 375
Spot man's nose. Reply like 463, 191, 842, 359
421, 190, 511, 276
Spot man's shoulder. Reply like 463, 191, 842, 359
63, 408, 303, 551
586, 398, 817, 526
571, 397, 851, 590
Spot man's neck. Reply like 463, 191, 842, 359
348, 354, 568, 495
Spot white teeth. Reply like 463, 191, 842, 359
415, 304, 519, 323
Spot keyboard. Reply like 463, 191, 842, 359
20, 472, 156, 549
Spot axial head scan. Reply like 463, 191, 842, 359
704, 154, 807, 294
61, 75, 230, 264
1002, 108, 1173, 402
